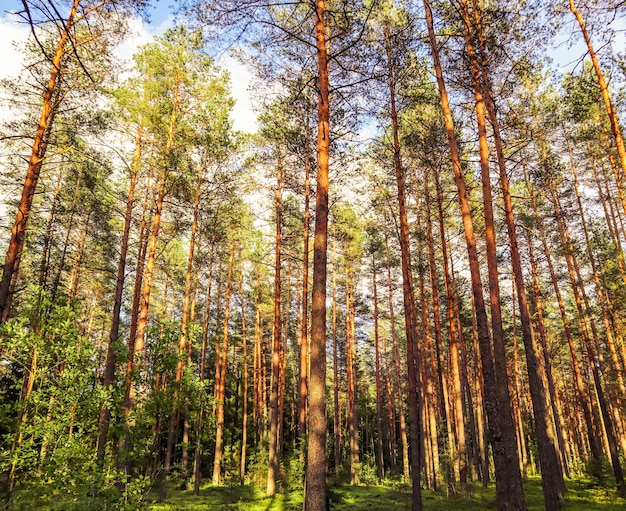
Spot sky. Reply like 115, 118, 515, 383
0, 1, 258, 133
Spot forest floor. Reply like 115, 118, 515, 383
147, 477, 626, 511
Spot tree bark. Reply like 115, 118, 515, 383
267, 154, 283, 496
384, 23, 423, 511
424, 1, 526, 508
332, 233, 342, 474
373, 256, 384, 481
433, 168, 468, 495
385, 235, 410, 485
0, 0, 81, 321
299, 132, 311, 442
346, 270, 360, 484
305, 2, 330, 507
212, 244, 235, 485
96, 124, 143, 464
476, 15, 565, 501
193, 242, 215, 495
569, 0, 626, 178
240, 268, 249, 485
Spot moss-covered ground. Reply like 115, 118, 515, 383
146, 477, 626, 511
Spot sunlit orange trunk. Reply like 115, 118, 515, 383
569, 0, 626, 177
424, 1, 526, 508
528, 170, 601, 463
433, 168, 467, 494
346, 270, 360, 484
305, 1, 330, 507
474, 2, 564, 499
193, 243, 215, 495
0, 0, 81, 320
299, 134, 311, 441
240, 269, 249, 485
161, 165, 204, 498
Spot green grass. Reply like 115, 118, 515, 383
7, 476, 625, 510
147, 477, 626, 511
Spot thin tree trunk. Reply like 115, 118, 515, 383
161, 165, 204, 498
384, 23, 423, 511
8, 350, 38, 494
332, 233, 341, 474
193, 243, 215, 495
528, 169, 602, 463
240, 269, 249, 485
549, 178, 625, 494
526, 231, 570, 477
122, 84, 179, 468
433, 168, 468, 495
423, 173, 454, 493
96, 125, 142, 464
373, 256, 384, 481
299, 131, 311, 443
346, 270, 359, 485
267, 154, 283, 496
39, 166, 64, 290
385, 235, 409, 484
212, 244, 235, 485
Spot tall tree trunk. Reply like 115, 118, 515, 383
0, 0, 80, 321
373, 256, 384, 481
424, 2, 526, 508
526, 231, 570, 477
96, 125, 143, 463
527, 167, 603, 463
240, 269, 249, 485
299, 132, 311, 443
385, 235, 410, 484
161, 165, 204, 498
332, 234, 342, 474
423, 173, 454, 493
267, 155, 283, 496
433, 168, 468, 495
461, 1, 527, 505
384, 23, 423, 511
305, 1, 330, 507
122, 85, 179, 468
346, 270, 360, 485
193, 243, 215, 495
569, 0, 626, 177
212, 244, 235, 485
548, 178, 625, 494
477, 16, 565, 502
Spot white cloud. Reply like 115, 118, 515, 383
0, 13, 30, 80
219, 56, 258, 134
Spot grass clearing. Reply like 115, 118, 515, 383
146, 477, 626, 511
